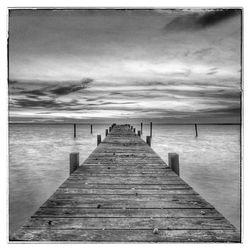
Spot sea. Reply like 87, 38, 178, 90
9, 123, 241, 234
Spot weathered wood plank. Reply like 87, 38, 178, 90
64, 178, 186, 185
12, 229, 240, 242
41, 196, 213, 209
32, 208, 224, 218
59, 183, 197, 190
55, 188, 197, 195
23, 217, 235, 230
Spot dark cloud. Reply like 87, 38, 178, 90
165, 9, 241, 31
9, 78, 94, 100
49, 78, 93, 95
13, 99, 63, 109
198, 9, 241, 27
12, 98, 80, 110
21, 89, 48, 96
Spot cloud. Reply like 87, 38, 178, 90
49, 78, 93, 95
165, 9, 241, 31
9, 78, 93, 100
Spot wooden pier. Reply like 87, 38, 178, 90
13, 125, 240, 242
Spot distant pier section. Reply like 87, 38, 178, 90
12, 124, 240, 242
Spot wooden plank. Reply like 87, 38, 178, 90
55, 188, 197, 195
50, 193, 203, 201
32, 208, 224, 218
64, 179, 186, 185
41, 196, 213, 209
59, 183, 197, 190
12, 229, 240, 242
23, 217, 234, 230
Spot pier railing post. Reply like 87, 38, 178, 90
195, 124, 198, 137
69, 152, 79, 175
168, 153, 180, 176
74, 123, 76, 138
97, 134, 101, 145
150, 122, 152, 137
141, 122, 143, 134
146, 136, 151, 146
90, 124, 93, 134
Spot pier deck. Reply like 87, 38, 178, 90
13, 124, 240, 242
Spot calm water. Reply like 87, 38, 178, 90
9, 124, 241, 234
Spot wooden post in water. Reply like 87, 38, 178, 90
150, 122, 152, 137
133, 128, 136, 133
195, 124, 198, 137
69, 152, 79, 175
138, 130, 141, 137
105, 129, 108, 136
146, 136, 151, 147
90, 124, 93, 134
97, 134, 101, 145
141, 122, 143, 134
109, 127, 111, 133
168, 153, 180, 176
73, 123, 76, 138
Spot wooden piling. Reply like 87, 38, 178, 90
150, 122, 152, 137
168, 153, 180, 176
141, 122, 143, 134
146, 136, 151, 146
138, 130, 141, 137
97, 134, 101, 145
69, 152, 79, 175
195, 124, 198, 137
109, 127, 111, 133
133, 128, 136, 133
90, 124, 93, 134
74, 123, 76, 138
105, 129, 108, 136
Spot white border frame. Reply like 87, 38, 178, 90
1, 1, 249, 249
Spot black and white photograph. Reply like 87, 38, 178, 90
6, 5, 243, 243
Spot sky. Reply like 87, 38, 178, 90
8, 9, 242, 123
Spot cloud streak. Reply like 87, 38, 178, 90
165, 9, 241, 31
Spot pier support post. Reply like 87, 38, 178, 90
168, 153, 180, 176
133, 128, 136, 133
109, 127, 111, 133
90, 124, 93, 134
69, 152, 79, 175
105, 129, 108, 136
97, 134, 101, 145
150, 122, 152, 137
141, 122, 143, 134
138, 130, 141, 137
146, 136, 151, 147
74, 123, 76, 138
195, 124, 198, 137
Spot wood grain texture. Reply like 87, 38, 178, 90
12, 124, 240, 242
